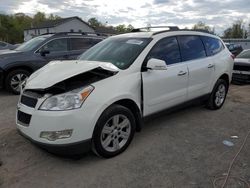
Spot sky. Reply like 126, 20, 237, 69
0, 0, 250, 34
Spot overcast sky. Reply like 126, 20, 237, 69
1, 0, 250, 34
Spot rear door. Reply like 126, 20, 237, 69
177, 35, 214, 100
142, 36, 188, 116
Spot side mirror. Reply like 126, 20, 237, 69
40, 50, 50, 57
146, 58, 167, 70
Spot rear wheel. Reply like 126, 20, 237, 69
5, 69, 30, 95
92, 104, 136, 158
206, 79, 228, 110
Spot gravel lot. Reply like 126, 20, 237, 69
0, 85, 249, 188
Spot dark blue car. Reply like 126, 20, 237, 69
0, 32, 105, 94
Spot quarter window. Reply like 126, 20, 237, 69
201, 36, 224, 56
41, 38, 68, 52
147, 37, 181, 65
178, 35, 206, 61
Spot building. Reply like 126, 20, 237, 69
24, 16, 95, 41
95, 26, 119, 36
223, 39, 250, 49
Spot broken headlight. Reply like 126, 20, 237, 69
39, 85, 94, 111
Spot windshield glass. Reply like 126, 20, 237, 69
236, 50, 250, 59
79, 37, 151, 69
15, 36, 49, 52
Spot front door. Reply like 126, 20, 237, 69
142, 36, 188, 116
39, 38, 70, 65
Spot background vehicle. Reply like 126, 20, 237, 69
233, 49, 250, 83
0, 32, 105, 94
0, 41, 16, 50
17, 27, 234, 158
225, 43, 243, 56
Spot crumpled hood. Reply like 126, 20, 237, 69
25, 60, 119, 89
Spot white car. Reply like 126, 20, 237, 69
16, 27, 234, 158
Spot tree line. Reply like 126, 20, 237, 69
0, 12, 249, 44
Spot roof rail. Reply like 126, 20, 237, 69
179, 29, 214, 34
41, 32, 108, 37
132, 26, 179, 33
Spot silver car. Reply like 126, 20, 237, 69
233, 49, 250, 83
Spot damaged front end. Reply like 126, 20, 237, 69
19, 67, 118, 111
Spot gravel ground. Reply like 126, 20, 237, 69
0, 84, 249, 188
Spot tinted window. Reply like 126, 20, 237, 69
41, 38, 68, 52
147, 37, 181, 65
178, 35, 206, 61
201, 36, 224, 56
70, 38, 93, 51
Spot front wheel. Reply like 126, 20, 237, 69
5, 69, 30, 95
206, 79, 229, 110
92, 105, 136, 158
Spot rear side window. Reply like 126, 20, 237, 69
201, 36, 224, 56
147, 36, 181, 65
70, 38, 93, 51
178, 35, 206, 61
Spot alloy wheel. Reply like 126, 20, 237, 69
100, 114, 131, 152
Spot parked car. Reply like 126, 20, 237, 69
232, 49, 250, 83
0, 32, 105, 94
16, 27, 234, 158
0, 41, 16, 50
225, 43, 243, 56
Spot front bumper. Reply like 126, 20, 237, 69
232, 70, 250, 83
18, 129, 91, 155
16, 91, 104, 150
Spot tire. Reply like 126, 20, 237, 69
206, 79, 229, 110
92, 104, 136, 158
5, 69, 31, 95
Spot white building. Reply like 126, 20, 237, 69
24, 16, 95, 41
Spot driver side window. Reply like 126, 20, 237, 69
41, 38, 68, 52
147, 36, 181, 65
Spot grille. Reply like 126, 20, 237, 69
17, 111, 31, 126
20, 95, 38, 108
234, 64, 250, 71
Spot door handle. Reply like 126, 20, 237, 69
207, 64, 214, 68
178, 71, 187, 76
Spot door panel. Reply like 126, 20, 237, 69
177, 35, 214, 100
40, 38, 70, 63
142, 63, 188, 116
186, 58, 214, 99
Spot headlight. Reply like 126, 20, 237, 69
39, 85, 94, 111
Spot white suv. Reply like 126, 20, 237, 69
16, 27, 234, 158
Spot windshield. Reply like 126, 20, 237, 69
236, 50, 250, 59
15, 36, 49, 52
79, 37, 152, 69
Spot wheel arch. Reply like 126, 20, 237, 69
218, 73, 230, 86
113, 99, 143, 132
